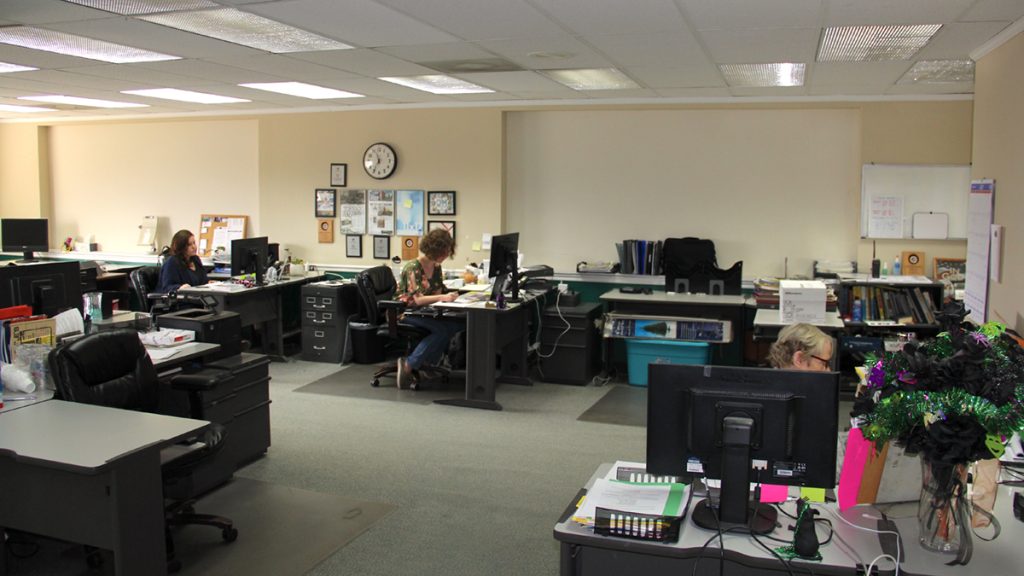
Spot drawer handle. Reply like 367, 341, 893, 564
313, 346, 326, 351
323, 313, 333, 320
322, 298, 333, 304
315, 331, 324, 337
305, 312, 316, 318
305, 297, 316, 303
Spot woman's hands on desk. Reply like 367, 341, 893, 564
413, 292, 459, 306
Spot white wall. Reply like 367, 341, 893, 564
506, 109, 861, 277
47, 119, 259, 252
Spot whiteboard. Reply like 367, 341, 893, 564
860, 164, 970, 239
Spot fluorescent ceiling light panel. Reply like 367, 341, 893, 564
379, 75, 494, 95
0, 62, 38, 73
63, 0, 217, 15
0, 104, 57, 113
0, 26, 179, 63
539, 68, 639, 90
818, 25, 942, 62
719, 63, 805, 87
239, 82, 363, 99
898, 59, 974, 84
122, 88, 250, 104
140, 8, 352, 53
19, 95, 148, 108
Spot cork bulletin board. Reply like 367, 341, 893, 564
198, 214, 248, 257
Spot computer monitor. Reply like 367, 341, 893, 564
1, 218, 49, 262
487, 232, 520, 302
0, 261, 83, 317
646, 364, 839, 534
231, 236, 268, 283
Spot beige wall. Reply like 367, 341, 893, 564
45, 119, 259, 253
258, 108, 503, 266
856, 101, 973, 276
973, 31, 1024, 333
0, 124, 48, 221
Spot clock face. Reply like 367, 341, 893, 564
363, 142, 397, 179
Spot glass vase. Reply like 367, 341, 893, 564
917, 458, 968, 554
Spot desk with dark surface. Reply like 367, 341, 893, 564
600, 289, 748, 367
0, 401, 209, 576
434, 289, 547, 410
181, 275, 323, 361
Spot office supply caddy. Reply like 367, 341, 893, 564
593, 507, 684, 542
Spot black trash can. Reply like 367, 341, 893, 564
349, 322, 385, 363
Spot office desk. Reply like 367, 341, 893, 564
0, 389, 54, 413
600, 289, 748, 366
0, 400, 209, 576
182, 275, 323, 361
555, 464, 1024, 576
435, 291, 543, 410
150, 341, 222, 371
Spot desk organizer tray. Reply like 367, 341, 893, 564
593, 507, 683, 543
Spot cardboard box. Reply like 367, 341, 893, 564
779, 280, 826, 324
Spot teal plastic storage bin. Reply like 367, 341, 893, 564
626, 340, 710, 386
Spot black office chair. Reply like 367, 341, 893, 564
49, 329, 237, 572
130, 265, 167, 313
355, 265, 451, 390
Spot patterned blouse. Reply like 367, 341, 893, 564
397, 259, 445, 307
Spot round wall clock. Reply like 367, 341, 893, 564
363, 142, 397, 179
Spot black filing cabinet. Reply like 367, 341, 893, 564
164, 352, 271, 497
300, 280, 358, 363
538, 302, 603, 385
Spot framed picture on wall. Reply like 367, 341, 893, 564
345, 234, 362, 258
315, 188, 337, 218
330, 163, 347, 187
427, 220, 455, 239
934, 257, 966, 286
427, 190, 456, 216
373, 235, 390, 259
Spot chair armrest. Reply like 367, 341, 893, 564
170, 371, 233, 392
378, 299, 407, 312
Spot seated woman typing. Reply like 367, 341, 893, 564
766, 323, 833, 371
157, 229, 209, 293
395, 229, 463, 389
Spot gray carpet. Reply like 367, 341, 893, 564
577, 384, 647, 427
1, 477, 393, 576
294, 362, 468, 404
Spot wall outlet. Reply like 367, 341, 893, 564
557, 282, 569, 293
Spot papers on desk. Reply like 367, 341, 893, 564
203, 281, 246, 292
139, 328, 195, 347
454, 291, 488, 304
462, 283, 493, 292
571, 478, 688, 528
146, 347, 180, 362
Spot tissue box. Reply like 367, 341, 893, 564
779, 280, 826, 324
75, 242, 99, 252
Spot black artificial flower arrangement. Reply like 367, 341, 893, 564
852, 301, 1024, 466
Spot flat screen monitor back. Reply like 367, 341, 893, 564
487, 232, 520, 300
1, 218, 49, 261
0, 261, 82, 317
646, 363, 838, 532
231, 236, 268, 282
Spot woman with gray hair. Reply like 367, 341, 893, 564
767, 323, 832, 371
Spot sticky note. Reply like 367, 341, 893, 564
759, 484, 788, 503
471, 241, 482, 251
800, 487, 826, 503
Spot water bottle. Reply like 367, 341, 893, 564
892, 257, 902, 276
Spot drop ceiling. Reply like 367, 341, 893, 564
0, 0, 1022, 121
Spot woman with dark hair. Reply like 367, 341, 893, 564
157, 229, 208, 293
395, 228, 462, 389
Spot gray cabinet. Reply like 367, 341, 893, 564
300, 281, 358, 363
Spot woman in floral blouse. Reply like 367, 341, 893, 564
396, 229, 463, 388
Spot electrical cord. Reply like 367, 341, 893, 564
826, 505, 901, 576
537, 290, 573, 359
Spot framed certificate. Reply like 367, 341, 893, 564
330, 163, 347, 187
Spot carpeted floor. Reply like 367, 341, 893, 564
293, 362, 468, 404
1, 477, 394, 576
576, 384, 647, 427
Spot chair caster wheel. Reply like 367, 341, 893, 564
409, 381, 419, 391
371, 378, 380, 387
222, 527, 239, 543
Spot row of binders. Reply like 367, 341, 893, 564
571, 461, 687, 543
615, 240, 663, 275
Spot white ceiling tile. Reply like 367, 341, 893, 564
67, 63, 216, 87
729, 85, 808, 97
700, 28, 820, 63
962, 0, 1024, 22
886, 81, 974, 95
586, 32, 707, 67
374, 0, 565, 41
626, 64, 725, 89
454, 71, 565, 92
6, 68, 137, 91
211, 54, 361, 82
245, 0, 459, 48
825, 0, 976, 26
807, 83, 893, 95
42, 15, 261, 59
810, 61, 913, 86
376, 42, 498, 64
584, 88, 662, 99
653, 87, 733, 98
679, 0, 825, 30
0, 44, 97, 69
916, 21, 1014, 59
475, 35, 612, 70
134, 59, 286, 84
289, 49, 436, 77
540, 0, 687, 35
0, 0, 107, 24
